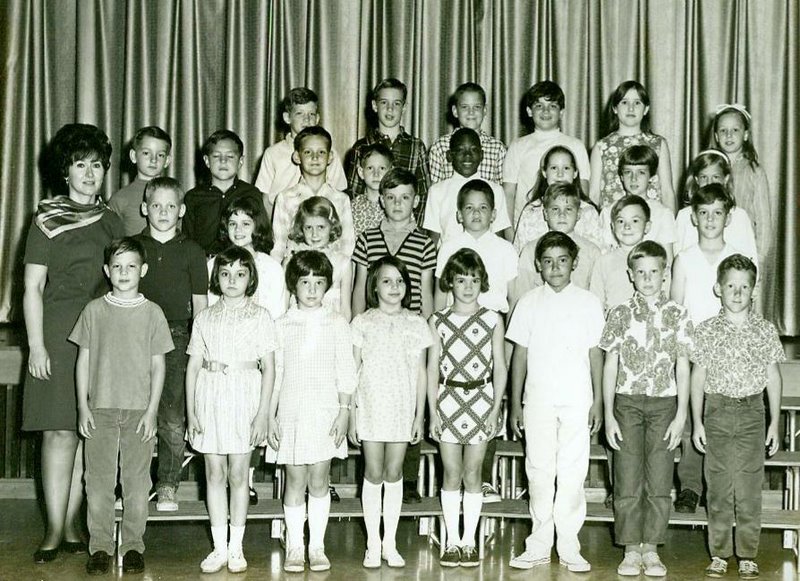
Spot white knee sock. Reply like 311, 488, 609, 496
361, 480, 383, 551
228, 524, 245, 553
440, 489, 462, 547
283, 503, 306, 550
382, 479, 403, 552
211, 525, 228, 552
307, 493, 331, 550
461, 491, 483, 547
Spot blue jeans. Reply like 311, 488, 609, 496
613, 394, 677, 546
85, 409, 155, 555
156, 323, 189, 489
704, 393, 765, 559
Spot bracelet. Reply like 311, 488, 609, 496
339, 404, 352, 410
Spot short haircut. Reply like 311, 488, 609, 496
524, 80, 565, 110
611, 195, 651, 223
144, 176, 184, 203
608, 80, 651, 133
284, 249, 333, 293
282, 87, 319, 114
104, 237, 146, 265
209, 245, 258, 297
372, 78, 408, 102
542, 182, 580, 207
380, 167, 416, 195
293, 125, 332, 152
132, 126, 172, 152
53, 123, 113, 177
449, 127, 481, 150
453, 82, 487, 106
457, 179, 495, 210
202, 129, 244, 157
690, 183, 734, 213
618, 145, 658, 178
220, 195, 274, 254
717, 253, 757, 285
535, 231, 578, 262
439, 248, 489, 293
627, 240, 667, 269
358, 143, 394, 166
365, 255, 413, 309
288, 196, 342, 243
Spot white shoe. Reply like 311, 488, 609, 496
559, 553, 591, 572
617, 551, 643, 576
308, 547, 331, 572
283, 547, 305, 573
227, 549, 247, 573
362, 548, 381, 568
642, 551, 667, 577
200, 548, 227, 573
155, 486, 178, 512
509, 551, 551, 569
382, 548, 405, 567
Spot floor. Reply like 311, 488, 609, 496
1, 500, 797, 581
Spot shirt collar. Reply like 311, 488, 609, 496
367, 126, 411, 143
380, 219, 416, 235
632, 290, 669, 312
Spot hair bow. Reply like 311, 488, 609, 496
715, 103, 751, 122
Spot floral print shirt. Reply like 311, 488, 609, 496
351, 194, 385, 238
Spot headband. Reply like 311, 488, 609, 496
697, 149, 730, 164
715, 103, 751, 122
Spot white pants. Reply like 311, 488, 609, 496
523, 403, 590, 558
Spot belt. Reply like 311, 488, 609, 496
202, 360, 260, 374
440, 377, 491, 390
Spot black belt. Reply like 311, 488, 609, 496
440, 377, 491, 389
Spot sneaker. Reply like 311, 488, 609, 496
617, 551, 643, 576
439, 545, 461, 567
559, 553, 591, 572
481, 482, 501, 504
674, 489, 699, 513
156, 485, 178, 512
248, 486, 258, 505
738, 559, 759, 579
509, 551, 551, 569
328, 486, 340, 503
460, 545, 479, 568
200, 548, 228, 573
382, 548, 405, 567
308, 547, 331, 572
227, 549, 247, 573
642, 551, 667, 577
362, 548, 381, 568
403, 482, 422, 504
283, 547, 305, 573
705, 556, 728, 577
86, 551, 111, 575
604, 492, 614, 509
122, 550, 145, 573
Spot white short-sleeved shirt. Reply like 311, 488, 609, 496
435, 230, 518, 313
599, 198, 676, 252
503, 129, 591, 222
674, 206, 758, 266
678, 243, 744, 325
422, 174, 511, 243
506, 283, 605, 407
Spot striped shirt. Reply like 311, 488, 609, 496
428, 129, 507, 184
352, 225, 436, 314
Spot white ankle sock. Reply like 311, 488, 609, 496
461, 491, 482, 546
283, 503, 306, 549
307, 493, 331, 550
361, 479, 383, 550
382, 479, 403, 552
440, 489, 462, 547
228, 524, 245, 553
211, 525, 228, 552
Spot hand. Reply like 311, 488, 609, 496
605, 416, 623, 450
136, 410, 157, 442
28, 345, 51, 380
663, 415, 685, 451
765, 422, 780, 456
78, 407, 95, 439
429, 414, 443, 442
692, 424, 707, 454
485, 409, 501, 439
250, 414, 269, 447
510, 404, 524, 439
187, 414, 202, 440
410, 416, 424, 445
347, 418, 360, 447
330, 410, 349, 447
588, 402, 603, 436
267, 417, 281, 451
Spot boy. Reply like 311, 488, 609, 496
271, 126, 355, 261
351, 143, 394, 236
514, 183, 599, 300
590, 195, 651, 312
507, 231, 605, 572
345, 78, 430, 224
254, 87, 348, 214
134, 177, 208, 512
70, 238, 174, 575
600, 241, 693, 577
599, 145, 676, 262
503, 81, 591, 226
691, 255, 784, 580
183, 130, 264, 254
423, 128, 511, 245
109, 126, 172, 235
428, 82, 507, 184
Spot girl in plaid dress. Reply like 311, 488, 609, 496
427, 249, 507, 567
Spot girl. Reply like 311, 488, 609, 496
514, 145, 601, 253
284, 196, 352, 320
674, 150, 758, 261
267, 250, 357, 573
710, 104, 773, 267
186, 246, 277, 574
589, 80, 677, 213
428, 249, 507, 568
348, 256, 432, 568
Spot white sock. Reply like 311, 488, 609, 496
228, 524, 246, 553
461, 491, 483, 547
382, 479, 403, 552
440, 489, 462, 547
283, 503, 306, 549
307, 493, 331, 550
248, 466, 255, 487
361, 479, 383, 551
211, 525, 228, 552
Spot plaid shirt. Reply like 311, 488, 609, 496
346, 127, 430, 225
428, 129, 506, 184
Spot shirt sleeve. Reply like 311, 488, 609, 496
422, 237, 437, 271
762, 322, 786, 364
413, 315, 434, 349
492, 182, 512, 231
422, 183, 441, 233
505, 295, 532, 347
345, 140, 366, 198
428, 137, 448, 184
188, 242, 210, 295
150, 306, 176, 355
514, 243, 541, 296
334, 316, 358, 395
186, 313, 207, 357
502, 139, 521, 184
598, 304, 628, 352
350, 314, 364, 348
337, 196, 356, 257
328, 150, 349, 192
254, 308, 278, 357
749, 166, 772, 264
254, 148, 274, 198
271, 193, 291, 261
68, 304, 92, 347
23, 219, 50, 266
351, 233, 369, 267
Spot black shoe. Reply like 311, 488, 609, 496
60, 540, 88, 554
403, 482, 422, 504
674, 489, 699, 513
33, 547, 59, 564
329, 486, 341, 503
249, 486, 258, 505
122, 550, 145, 573
86, 551, 111, 575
